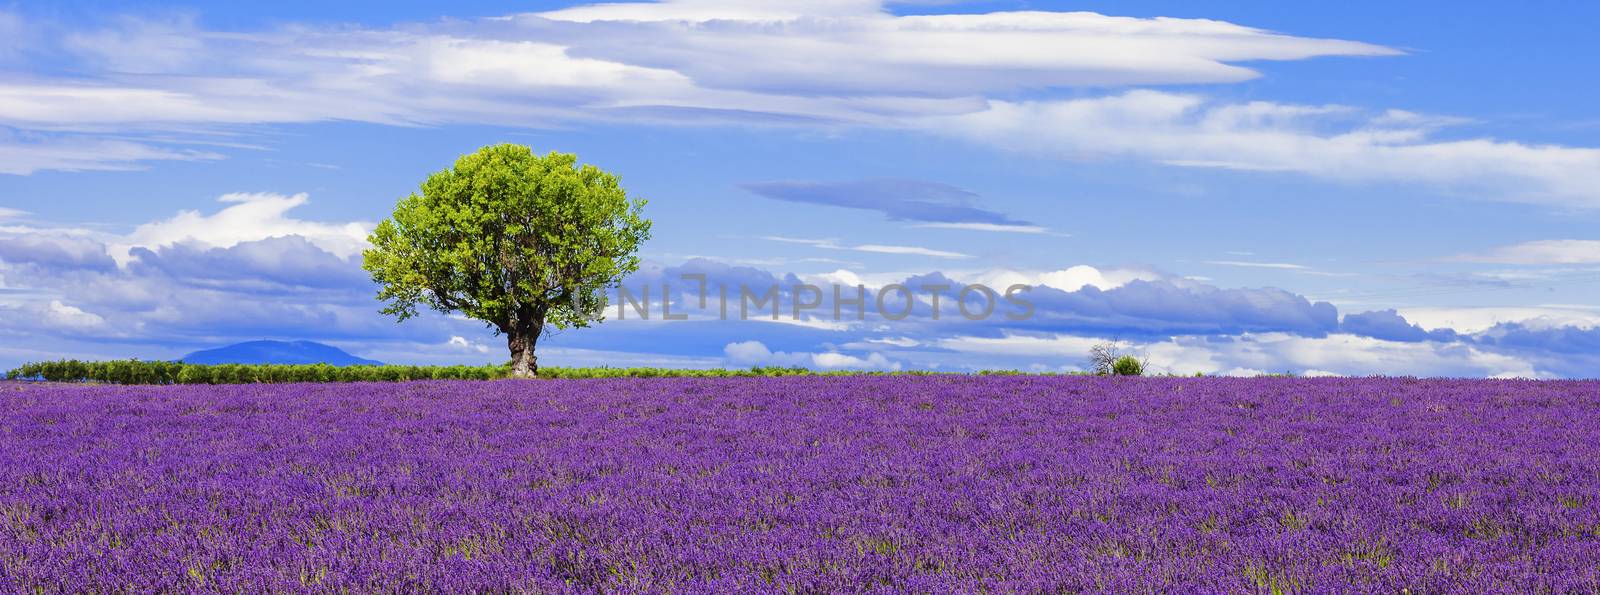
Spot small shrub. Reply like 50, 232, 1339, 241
1112, 355, 1144, 377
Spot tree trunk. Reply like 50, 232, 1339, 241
508, 330, 539, 379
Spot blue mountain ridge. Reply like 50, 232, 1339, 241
181, 340, 383, 366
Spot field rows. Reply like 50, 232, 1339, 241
2, 377, 1598, 592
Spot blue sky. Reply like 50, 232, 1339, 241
2, 0, 1599, 377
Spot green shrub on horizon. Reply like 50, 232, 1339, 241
5, 359, 1118, 385
1111, 355, 1145, 377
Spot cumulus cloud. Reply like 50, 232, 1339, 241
0, 196, 464, 357
619, 259, 1338, 340
1332, 308, 1600, 377
447, 336, 493, 354
45, 300, 106, 330
1474, 321, 1600, 355
127, 236, 368, 290
1015, 280, 1341, 338
1341, 309, 1459, 343
1398, 306, 1600, 334
723, 339, 899, 370
0, 187, 1596, 377
0, 240, 468, 354
0, 235, 118, 271
117, 193, 373, 263
3, 225, 1598, 376
937, 331, 1541, 378
0, 193, 371, 281
973, 265, 1161, 293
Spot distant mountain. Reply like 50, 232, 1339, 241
181, 340, 383, 366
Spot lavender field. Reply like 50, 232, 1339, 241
3, 377, 1599, 592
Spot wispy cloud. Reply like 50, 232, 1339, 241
1205, 260, 1310, 270
911, 222, 1051, 234
1457, 239, 1600, 265
761, 235, 971, 259
11, 3, 1599, 211
927, 91, 1600, 209
741, 178, 1034, 226
0, 130, 220, 174
851, 244, 970, 259
0, 3, 1397, 174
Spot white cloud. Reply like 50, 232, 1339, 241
865, 336, 918, 347
936, 333, 1108, 358
0, 5, 1395, 133
1459, 240, 1600, 265
812, 268, 865, 288
925, 91, 1600, 209
1397, 306, 1600, 334
0, 132, 220, 175
46, 300, 106, 329
0, 4, 1397, 173
973, 264, 1160, 293
1145, 332, 1541, 378
533, 2, 1396, 95
912, 222, 1049, 234
0, 207, 26, 219
447, 336, 493, 354
723, 339, 900, 370
935, 331, 1543, 378
747, 315, 857, 332
761, 236, 971, 259
851, 243, 970, 259
812, 351, 897, 369
116, 192, 372, 263
801, 263, 1158, 294
538, 0, 881, 22
1206, 260, 1310, 270
7, 2, 1599, 210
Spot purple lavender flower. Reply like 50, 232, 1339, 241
1, 377, 1596, 592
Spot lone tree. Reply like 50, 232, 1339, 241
1088, 341, 1145, 376
363, 145, 651, 378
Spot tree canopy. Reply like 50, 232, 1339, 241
363, 145, 651, 377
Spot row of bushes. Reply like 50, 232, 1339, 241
5, 359, 1055, 385
4, 360, 516, 385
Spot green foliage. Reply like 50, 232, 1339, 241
363, 145, 652, 377
5, 360, 508, 385
1112, 355, 1145, 377
4, 360, 1099, 385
